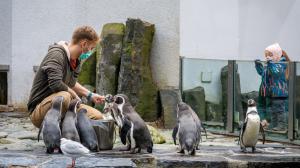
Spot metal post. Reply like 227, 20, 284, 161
288, 62, 296, 140
179, 56, 184, 97
227, 60, 234, 133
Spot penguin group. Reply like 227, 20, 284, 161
38, 94, 266, 157
38, 98, 99, 154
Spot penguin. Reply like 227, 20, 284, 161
239, 99, 265, 153
113, 94, 153, 154
103, 94, 123, 127
76, 108, 99, 152
62, 99, 81, 142
38, 96, 64, 154
172, 102, 202, 155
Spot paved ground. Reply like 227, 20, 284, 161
1, 112, 300, 168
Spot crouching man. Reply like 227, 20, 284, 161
27, 26, 104, 128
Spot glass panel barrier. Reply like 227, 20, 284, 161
181, 58, 228, 131
295, 62, 300, 141
235, 60, 289, 140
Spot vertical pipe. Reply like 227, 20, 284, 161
288, 62, 295, 140
227, 60, 234, 132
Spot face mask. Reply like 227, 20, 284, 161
79, 51, 92, 61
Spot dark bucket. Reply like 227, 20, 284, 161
91, 119, 116, 150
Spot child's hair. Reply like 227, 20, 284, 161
282, 50, 290, 80
71, 26, 99, 44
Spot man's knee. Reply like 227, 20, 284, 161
79, 104, 104, 120
55, 91, 71, 112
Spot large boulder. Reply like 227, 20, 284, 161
206, 101, 222, 122
159, 89, 182, 128
147, 125, 166, 144
96, 23, 125, 96
183, 86, 206, 120
117, 18, 157, 121
78, 51, 97, 87
220, 64, 243, 124
296, 76, 300, 127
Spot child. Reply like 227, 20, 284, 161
255, 43, 290, 131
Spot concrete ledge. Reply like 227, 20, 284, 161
0, 65, 9, 71
1, 145, 300, 168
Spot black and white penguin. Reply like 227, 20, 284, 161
239, 99, 265, 152
38, 96, 64, 154
62, 99, 81, 142
172, 102, 202, 155
113, 94, 153, 154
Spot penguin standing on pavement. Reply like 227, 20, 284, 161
239, 99, 265, 153
172, 102, 202, 155
62, 99, 81, 142
113, 94, 153, 154
37, 96, 64, 154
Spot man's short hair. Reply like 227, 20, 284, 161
72, 26, 99, 44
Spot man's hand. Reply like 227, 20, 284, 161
91, 93, 105, 104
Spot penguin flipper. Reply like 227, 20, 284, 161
201, 123, 207, 139
172, 123, 179, 145
120, 118, 131, 145
37, 121, 44, 142
239, 121, 247, 146
260, 123, 266, 144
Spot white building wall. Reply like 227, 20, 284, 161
8, 0, 179, 108
0, 0, 12, 104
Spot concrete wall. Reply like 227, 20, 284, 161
0, 0, 12, 104
181, 0, 300, 61
8, 0, 179, 108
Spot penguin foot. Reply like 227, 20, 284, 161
252, 147, 256, 153
46, 148, 54, 154
177, 149, 184, 154
190, 149, 196, 156
241, 147, 247, 153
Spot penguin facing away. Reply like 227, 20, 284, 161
113, 94, 153, 154
62, 99, 81, 142
76, 108, 99, 152
239, 99, 265, 153
172, 102, 202, 155
38, 96, 64, 154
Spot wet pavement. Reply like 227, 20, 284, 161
1, 112, 300, 168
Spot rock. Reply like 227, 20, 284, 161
78, 50, 97, 87
0, 132, 8, 138
0, 138, 13, 144
296, 76, 300, 128
96, 23, 125, 96
206, 101, 222, 122
147, 125, 166, 144
117, 18, 158, 121
183, 86, 206, 120
220, 64, 243, 125
7, 131, 38, 140
0, 105, 14, 112
159, 89, 182, 128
